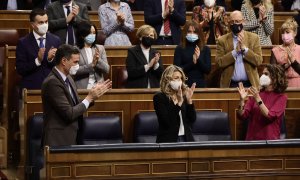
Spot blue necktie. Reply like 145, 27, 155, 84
66, 6, 75, 45
38, 37, 45, 48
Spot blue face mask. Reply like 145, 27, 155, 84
84, 34, 96, 44
186, 33, 199, 42
114, 0, 120, 2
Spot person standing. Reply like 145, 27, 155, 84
237, 64, 288, 140
271, 18, 300, 87
216, 10, 263, 88
126, 25, 164, 88
42, 44, 112, 147
74, 21, 110, 89
154, 65, 196, 143
241, 0, 274, 45
98, 0, 134, 46
47, 0, 89, 45
16, 8, 61, 90
144, 0, 186, 45
174, 21, 211, 87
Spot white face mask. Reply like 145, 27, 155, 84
37, 23, 48, 35
259, 74, 271, 87
204, 0, 215, 7
170, 80, 182, 90
69, 64, 79, 75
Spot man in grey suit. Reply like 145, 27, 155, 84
46, 0, 89, 45
42, 44, 112, 147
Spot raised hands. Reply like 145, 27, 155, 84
193, 45, 200, 64
248, 86, 260, 101
149, 52, 160, 68
86, 79, 112, 103
237, 82, 248, 100
185, 83, 196, 104
116, 12, 125, 25
47, 47, 57, 60
259, 4, 266, 21
66, 5, 79, 23
92, 47, 100, 67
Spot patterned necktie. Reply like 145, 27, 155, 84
164, 0, 171, 35
66, 5, 75, 45
38, 37, 45, 48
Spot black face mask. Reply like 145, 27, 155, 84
250, 0, 261, 6
230, 23, 243, 34
141, 36, 155, 48
253, 7, 260, 19
60, 0, 71, 4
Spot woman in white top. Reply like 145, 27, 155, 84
74, 21, 110, 89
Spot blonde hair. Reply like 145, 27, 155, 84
136, 25, 157, 40
245, 0, 273, 11
160, 65, 188, 97
280, 18, 298, 35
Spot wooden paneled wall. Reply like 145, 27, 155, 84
44, 141, 300, 179
0, 11, 297, 45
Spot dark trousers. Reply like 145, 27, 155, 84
230, 80, 251, 88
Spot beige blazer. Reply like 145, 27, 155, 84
216, 31, 263, 88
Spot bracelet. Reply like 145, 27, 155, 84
257, 101, 263, 106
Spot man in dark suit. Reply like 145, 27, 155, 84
42, 44, 112, 147
144, 0, 186, 45
16, 8, 61, 90
46, 0, 89, 45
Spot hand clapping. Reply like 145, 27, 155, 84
193, 45, 200, 64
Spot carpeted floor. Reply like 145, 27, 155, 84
0, 170, 8, 180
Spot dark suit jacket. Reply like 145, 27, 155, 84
153, 92, 196, 143
0, 0, 26, 10
125, 45, 164, 88
42, 68, 87, 146
16, 32, 61, 89
144, 0, 186, 45
174, 44, 211, 87
47, 1, 89, 44
127, 0, 144, 11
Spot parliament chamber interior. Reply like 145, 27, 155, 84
1, 0, 300, 179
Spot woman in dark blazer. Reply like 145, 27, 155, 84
126, 25, 164, 88
154, 65, 196, 143
174, 20, 211, 88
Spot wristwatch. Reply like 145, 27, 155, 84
257, 101, 263, 106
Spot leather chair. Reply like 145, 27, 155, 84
133, 112, 158, 143
192, 111, 231, 141
82, 115, 123, 144
27, 113, 44, 180
96, 29, 106, 45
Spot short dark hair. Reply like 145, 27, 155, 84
76, 20, 98, 49
30, 8, 47, 22
54, 44, 80, 65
